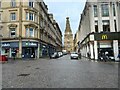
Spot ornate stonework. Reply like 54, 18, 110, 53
64, 17, 73, 53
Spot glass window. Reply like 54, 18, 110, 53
0, 1, 1, 8
102, 20, 110, 32
94, 5, 98, 17
29, 0, 34, 7
95, 21, 98, 32
10, 28, 16, 37
29, 13, 33, 20
113, 4, 116, 16
29, 28, 34, 37
26, 28, 29, 37
11, 13, 16, 20
101, 4, 109, 17
11, 0, 16, 7
0, 13, 1, 21
26, 12, 29, 20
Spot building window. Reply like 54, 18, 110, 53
101, 4, 109, 17
114, 20, 117, 32
0, 1, 1, 8
11, 0, 16, 7
0, 13, 1, 21
25, 27, 34, 37
29, 0, 34, 7
26, 12, 29, 20
94, 5, 98, 17
113, 4, 116, 16
95, 21, 98, 32
26, 28, 29, 37
10, 28, 16, 37
10, 13, 16, 21
26, 12, 34, 21
29, 28, 34, 37
102, 20, 110, 32
29, 13, 33, 20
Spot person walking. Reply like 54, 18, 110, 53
102, 53, 107, 62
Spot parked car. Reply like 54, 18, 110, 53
58, 52, 63, 57
70, 52, 79, 59
0, 55, 8, 62
50, 52, 59, 59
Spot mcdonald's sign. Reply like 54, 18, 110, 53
101, 35, 108, 40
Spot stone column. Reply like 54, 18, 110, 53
37, 43, 40, 59
113, 40, 119, 61
90, 42, 94, 59
98, 3, 103, 32
94, 41, 98, 60
109, 2, 115, 32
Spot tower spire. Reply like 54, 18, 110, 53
65, 17, 72, 33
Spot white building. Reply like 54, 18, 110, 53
78, 0, 120, 61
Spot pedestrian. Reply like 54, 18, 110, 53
102, 53, 107, 62
12, 50, 16, 60
78, 52, 81, 59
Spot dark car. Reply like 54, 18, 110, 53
0, 55, 8, 62
50, 52, 59, 59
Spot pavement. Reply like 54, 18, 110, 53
1, 55, 118, 88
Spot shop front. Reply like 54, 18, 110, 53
22, 41, 38, 58
94, 32, 120, 61
40, 43, 48, 57
1, 42, 19, 58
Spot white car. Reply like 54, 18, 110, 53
70, 52, 79, 59
58, 52, 63, 57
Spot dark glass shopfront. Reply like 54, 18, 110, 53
22, 42, 38, 58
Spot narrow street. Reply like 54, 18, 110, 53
2, 55, 118, 88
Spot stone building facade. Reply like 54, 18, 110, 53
0, 0, 62, 58
77, 0, 120, 61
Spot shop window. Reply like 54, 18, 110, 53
10, 28, 16, 37
101, 4, 109, 17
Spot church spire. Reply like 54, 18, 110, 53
65, 17, 72, 33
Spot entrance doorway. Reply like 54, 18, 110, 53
22, 47, 35, 58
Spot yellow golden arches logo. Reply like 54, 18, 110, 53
102, 35, 108, 40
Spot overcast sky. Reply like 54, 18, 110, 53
44, 0, 86, 37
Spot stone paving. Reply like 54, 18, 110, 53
2, 55, 118, 88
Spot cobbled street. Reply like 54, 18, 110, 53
2, 55, 118, 88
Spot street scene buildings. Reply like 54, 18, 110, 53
75, 0, 120, 61
0, 0, 62, 59
0, 0, 120, 89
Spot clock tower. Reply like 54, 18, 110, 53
64, 17, 73, 53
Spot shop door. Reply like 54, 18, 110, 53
24, 48, 31, 58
